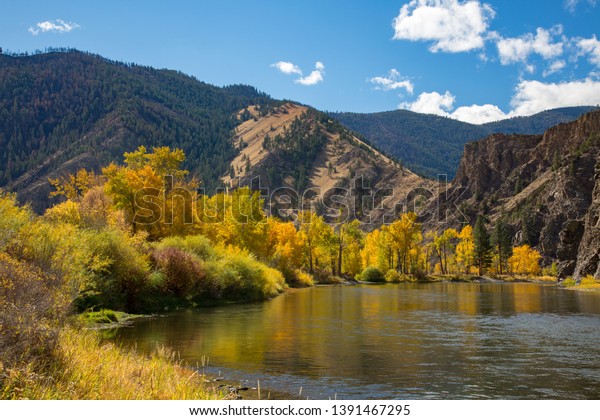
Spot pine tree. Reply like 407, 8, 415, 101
491, 217, 512, 275
473, 215, 492, 276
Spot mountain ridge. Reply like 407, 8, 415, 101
331, 106, 599, 178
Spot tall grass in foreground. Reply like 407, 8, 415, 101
1, 328, 226, 400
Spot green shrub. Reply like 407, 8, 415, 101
357, 266, 386, 283
75, 229, 150, 312
81, 309, 119, 324
203, 252, 286, 302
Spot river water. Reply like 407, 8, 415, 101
109, 283, 600, 399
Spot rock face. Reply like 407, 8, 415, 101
428, 110, 600, 280
573, 162, 600, 279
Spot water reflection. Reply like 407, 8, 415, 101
110, 283, 600, 399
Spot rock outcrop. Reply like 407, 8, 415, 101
428, 110, 600, 280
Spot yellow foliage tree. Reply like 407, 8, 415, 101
432, 228, 458, 274
455, 225, 476, 274
508, 245, 541, 275
361, 228, 391, 273
267, 218, 304, 273
385, 212, 422, 274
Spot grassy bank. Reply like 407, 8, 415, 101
1, 327, 227, 400
561, 275, 600, 291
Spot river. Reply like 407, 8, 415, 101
109, 283, 600, 399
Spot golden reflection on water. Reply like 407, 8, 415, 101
112, 283, 600, 399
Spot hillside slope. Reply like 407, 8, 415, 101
331, 106, 598, 179
0, 50, 276, 211
223, 103, 437, 226
428, 110, 600, 279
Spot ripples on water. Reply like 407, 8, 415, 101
109, 283, 600, 399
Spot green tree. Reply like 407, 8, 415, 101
473, 215, 492, 276
491, 217, 512, 275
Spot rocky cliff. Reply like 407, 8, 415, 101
428, 110, 600, 280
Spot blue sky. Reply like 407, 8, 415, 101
2, 0, 600, 123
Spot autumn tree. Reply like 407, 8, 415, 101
103, 146, 197, 239
455, 225, 475, 274
338, 219, 364, 277
386, 212, 422, 274
508, 245, 541, 276
361, 228, 392, 273
432, 228, 458, 275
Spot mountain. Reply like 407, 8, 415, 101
0, 50, 433, 221
223, 103, 436, 225
0, 49, 276, 211
428, 110, 600, 279
330, 106, 598, 179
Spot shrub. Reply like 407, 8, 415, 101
385, 269, 402, 283
357, 266, 386, 283
542, 262, 558, 277
75, 228, 150, 312
0, 191, 30, 251
560, 277, 577, 287
290, 269, 315, 288
155, 235, 216, 261
580, 275, 600, 286
152, 247, 207, 298
310, 268, 344, 284
203, 252, 286, 302
0, 252, 67, 375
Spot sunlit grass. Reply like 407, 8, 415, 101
562, 275, 600, 290
1, 328, 226, 400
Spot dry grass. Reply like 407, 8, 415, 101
1, 328, 227, 400
563, 275, 600, 291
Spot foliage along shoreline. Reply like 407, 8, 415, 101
3, 144, 596, 400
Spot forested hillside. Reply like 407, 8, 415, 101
331, 106, 598, 178
0, 49, 277, 211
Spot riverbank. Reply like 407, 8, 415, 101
425, 274, 557, 284
0, 326, 230, 400
560, 275, 600, 292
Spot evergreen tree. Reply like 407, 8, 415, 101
473, 215, 492, 276
491, 217, 512, 275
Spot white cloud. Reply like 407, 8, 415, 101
271, 61, 303, 75
398, 78, 600, 124
451, 104, 508, 124
543, 60, 566, 77
577, 35, 600, 66
271, 61, 325, 86
399, 91, 507, 124
28, 19, 80, 35
565, 0, 597, 13
511, 78, 600, 116
295, 62, 325, 86
369, 69, 414, 94
392, 0, 495, 53
496, 27, 564, 65
400, 91, 455, 114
